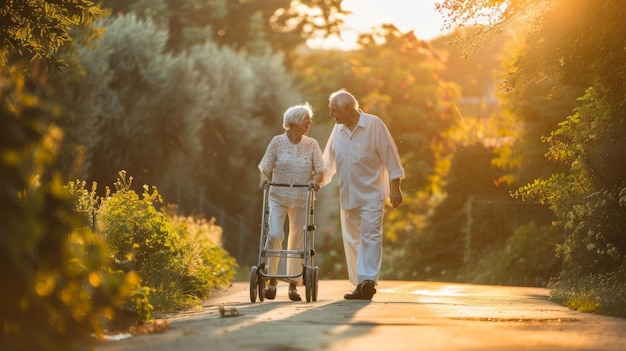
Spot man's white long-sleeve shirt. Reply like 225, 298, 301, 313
322, 111, 405, 210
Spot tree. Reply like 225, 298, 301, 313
438, 0, 626, 285
99, 0, 347, 57
59, 13, 301, 259
506, 1, 625, 276
0, 0, 102, 69
431, 26, 508, 98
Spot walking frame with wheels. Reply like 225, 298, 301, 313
249, 182, 319, 303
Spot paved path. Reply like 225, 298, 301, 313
93, 280, 626, 351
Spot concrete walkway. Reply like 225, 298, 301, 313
93, 280, 626, 351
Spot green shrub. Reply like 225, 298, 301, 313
165, 206, 237, 290
98, 173, 177, 277
550, 263, 626, 317
78, 171, 237, 319
129, 286, 154, 326
66, 177, 149, 329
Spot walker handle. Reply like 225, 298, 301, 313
268, 183, 314, 190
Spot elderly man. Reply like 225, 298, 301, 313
321, 89, 405, 300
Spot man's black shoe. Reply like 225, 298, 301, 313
361, 280, 376, 299
343, 281, 376, 300
343, 283, 363, 299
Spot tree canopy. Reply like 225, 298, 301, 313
0, 0, 102, 69
99, 0, 347, 56
440, 0, 626, 295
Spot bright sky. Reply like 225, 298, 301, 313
307, 0, 449, 50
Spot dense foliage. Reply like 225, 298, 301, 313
440, 0, 626, 314
55, 13, 301, 261
0, 65, 137, 350
3, 3, 625, 349
99, 0, 347, 61
0, 0, 102, 69
1, 2, 240, 347
70, 171, 237, 316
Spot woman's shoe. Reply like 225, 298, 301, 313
265, 285, 277, 299
288, 289, 301, 301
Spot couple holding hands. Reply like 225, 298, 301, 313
258, 89, 405, 301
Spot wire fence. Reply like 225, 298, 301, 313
463, 195, 555, 264
172, 182, 258, 265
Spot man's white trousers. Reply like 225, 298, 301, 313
340, 200, 384, 286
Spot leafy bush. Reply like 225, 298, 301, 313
515, 88, 626, 277
74, 171, 236, 321
98, 173, 177, 279
550, 263, 626, 317
0, 67, 135, 351
513, 88, 626, 316
164, 206, 237, 292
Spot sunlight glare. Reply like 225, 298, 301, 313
307, 0, 448, 50
378, 286, 466, 296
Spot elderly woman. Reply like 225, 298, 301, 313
258, 102, 324, 301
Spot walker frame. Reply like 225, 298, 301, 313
249, 182, 319, 303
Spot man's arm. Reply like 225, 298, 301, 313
320, 125, 338, 187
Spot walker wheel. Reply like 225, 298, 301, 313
249, 266, 258, 303
257, 268, 265, 302
311, 266, 319, 302
305, 267, 314, 302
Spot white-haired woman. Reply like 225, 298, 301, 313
258, 102, 324, 301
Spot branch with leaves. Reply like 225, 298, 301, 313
0, 0, 102, 70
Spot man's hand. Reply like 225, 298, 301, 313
390, 178, 403, 209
